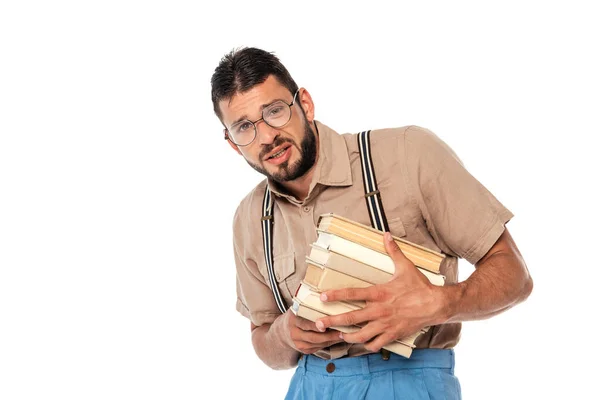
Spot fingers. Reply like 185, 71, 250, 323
364, 332, 398, 353
316, 307, 385, 332
320, 286, 382, 303
383, 232, 415, 278
294, 316, 323, 332
291, 326, 342, 345
337, 321, 384, 345
288, 312, 346, 353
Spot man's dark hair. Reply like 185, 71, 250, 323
211, 47, 299, 121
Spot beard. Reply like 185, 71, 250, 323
245, 119, 317, 183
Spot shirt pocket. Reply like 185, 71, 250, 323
273, 252, 297, 301
258, 252, 297, 306
387, 216, 407, 238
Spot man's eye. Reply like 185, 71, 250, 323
268, 106, 285, 116
238, 122, 252, 132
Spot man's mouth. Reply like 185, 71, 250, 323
266, 145, 291, 160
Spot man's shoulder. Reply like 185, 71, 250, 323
369, 125, 433, 141
340, 125, 432, 144
339, 125, 434, 154
232, 179, 269, 230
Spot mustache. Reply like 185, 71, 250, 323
259, 137, 295, 159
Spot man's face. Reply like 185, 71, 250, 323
219, 76, 317, 183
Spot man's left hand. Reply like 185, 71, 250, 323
315, 231, 447, 352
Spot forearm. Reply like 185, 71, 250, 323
437, 251, 533, 324
251, 313, 301, 370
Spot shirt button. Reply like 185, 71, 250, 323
326, 362, 335, 373
303, 206, 311, 213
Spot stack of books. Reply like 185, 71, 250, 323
291, 213, 446, 358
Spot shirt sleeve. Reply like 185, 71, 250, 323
232, 207, 281, 326
404, 126, 514, 265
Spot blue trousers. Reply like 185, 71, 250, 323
285, 349, 461, 400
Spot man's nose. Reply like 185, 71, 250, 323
256, 120, 279, 145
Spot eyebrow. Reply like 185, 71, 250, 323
229, 97, 289, 127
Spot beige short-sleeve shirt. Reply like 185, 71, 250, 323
232, 121, 513, 360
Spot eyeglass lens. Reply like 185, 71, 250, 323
228, 100, 292, 145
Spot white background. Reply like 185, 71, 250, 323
1, 1, 598, 399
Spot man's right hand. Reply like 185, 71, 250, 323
250, 310, 346, 369
283, 310, 345, 354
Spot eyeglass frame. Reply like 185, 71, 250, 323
223, 89, 300, 146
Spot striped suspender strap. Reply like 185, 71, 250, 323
261, 185, 288, 313
358, 130, 390, 232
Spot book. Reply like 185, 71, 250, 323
307, 245, 445, 287
292, 299, 414, 358
293, 282, 423, 345
303, 259, 372, 292
291, 282, 424, 357
317, 213, 445, 274
294, 214, 446, 358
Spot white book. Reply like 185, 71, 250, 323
313, 232, 445, 286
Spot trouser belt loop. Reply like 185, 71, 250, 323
297, 354, 308, 376
361, 354, 371, 377
380, 349, 391, 361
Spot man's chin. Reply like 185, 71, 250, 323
267, 168, 294, 183
264, 155, 297, 178
266, 164, 303, 183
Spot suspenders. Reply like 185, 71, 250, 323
261, 186, 287, 314
261, 130, 389, 313
357, 130, 390, 232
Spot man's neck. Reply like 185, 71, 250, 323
277, 165, 317, 201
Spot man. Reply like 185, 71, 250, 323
211, 47, 533, 399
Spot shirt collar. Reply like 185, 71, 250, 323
267, 120, 353, 201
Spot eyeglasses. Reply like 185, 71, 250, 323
224, 90, 300, 146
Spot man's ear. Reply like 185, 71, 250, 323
297, 88, 315, 123
226, 137, 243, 156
